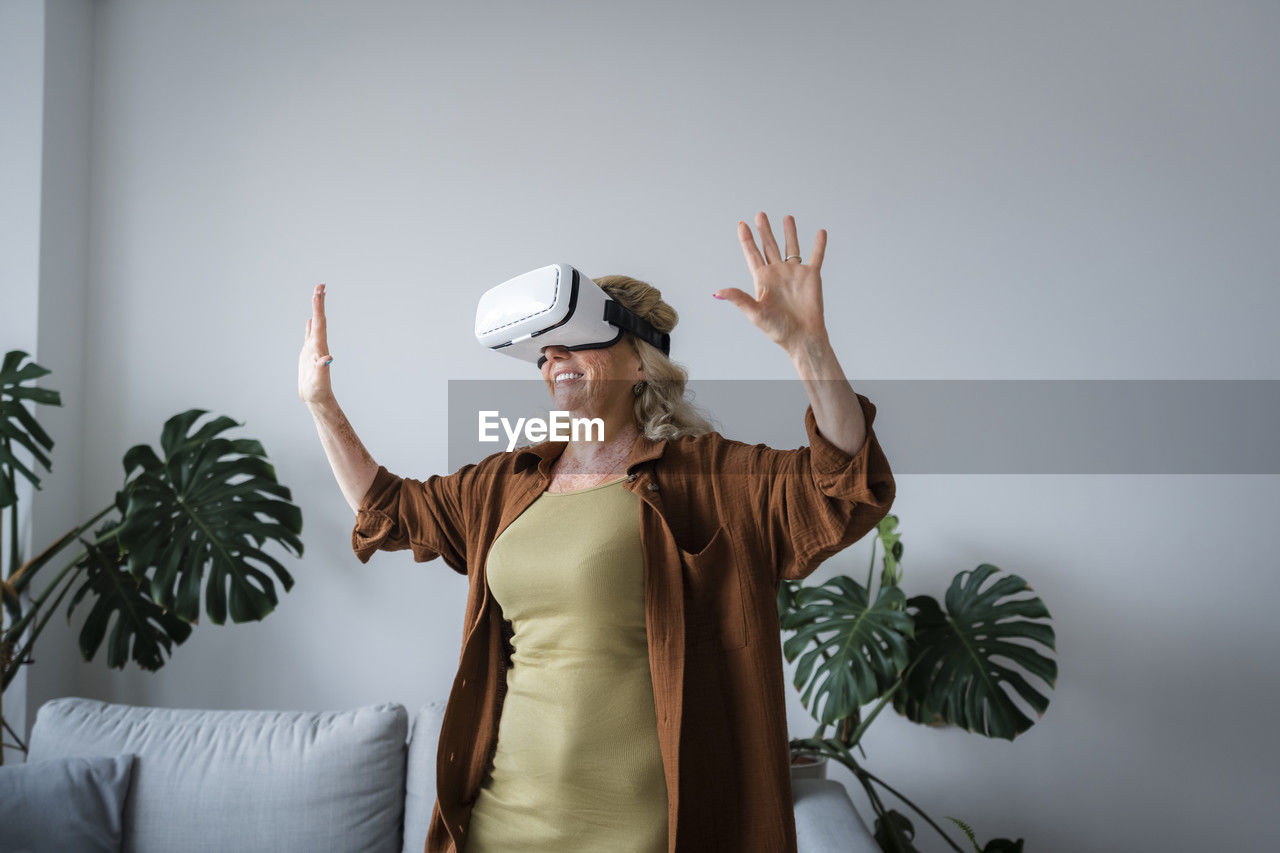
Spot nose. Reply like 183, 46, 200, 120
541, 345, 572, 363
540, 345, 572, 372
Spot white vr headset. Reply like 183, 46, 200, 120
474, 263, 671, 369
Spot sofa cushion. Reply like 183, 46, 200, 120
402, 702, 447, 853
28, 697, 407, 853
0, 753, 136, 853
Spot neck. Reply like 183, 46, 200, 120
556, 397, 640, 469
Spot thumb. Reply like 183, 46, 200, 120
712, 287, 760, 319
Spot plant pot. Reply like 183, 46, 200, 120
789, 752, 828, 782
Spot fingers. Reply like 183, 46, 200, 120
712, 287, 761, 323
304, 286, 333, 373
737, 220, 765, 273
809, 228, 826, 270
755, 211, 783, 264
311, 283, 328, 348
312, 284, 327, 321
742, 212, 826, 270
784, 215, 799, 261
304, 318, 332, 365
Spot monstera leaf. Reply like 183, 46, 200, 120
874, 810, 923, 853
781, 575, 915, 725
65, 518, 195, 670
875, 514, 904, 588
0, 350, 61, 508
113, 408, 303, 626
893, 563, 1056, 740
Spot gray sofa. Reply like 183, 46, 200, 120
24, 696, 878, 852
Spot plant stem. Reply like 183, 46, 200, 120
800, 736, 967, 853
6, 507, 115, 598
865, 533, 877, 597
845, 679, 903, 747
862, 766, 967, 853
1, 547, 88, 646
4, 551, 88, 693
849, 768, 904, 853
0, 543, 93, 694
3, 436, 17, 581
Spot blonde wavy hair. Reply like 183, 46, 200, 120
590, 275, 718, 441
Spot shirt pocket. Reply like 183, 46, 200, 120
679, 524, 748, 650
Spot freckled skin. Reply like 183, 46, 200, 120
539, 340, 644, 492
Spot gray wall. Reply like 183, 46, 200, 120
1, 0, 93, 766
0, 0, 45, 768
8, 1, 1280, 850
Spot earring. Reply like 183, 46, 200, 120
632, 380, 647, 396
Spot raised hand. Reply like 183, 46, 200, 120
298, 283, 335, 405
715, 211, 830, 356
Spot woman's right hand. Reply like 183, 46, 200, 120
299, 283, 335, 405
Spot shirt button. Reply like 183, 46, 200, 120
647, 481, 659, 491
626, 472, 638, 482
449, 751, 456, 761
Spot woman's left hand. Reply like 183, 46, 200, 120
716, 211, 830, 356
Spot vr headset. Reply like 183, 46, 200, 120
474, 263, 671, 369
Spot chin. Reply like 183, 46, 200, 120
551, 383, 602, 408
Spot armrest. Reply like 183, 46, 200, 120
792, 778, 880, 853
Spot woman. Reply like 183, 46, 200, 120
298, 211, 896, 853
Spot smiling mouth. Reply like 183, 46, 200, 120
554, 372, 585, 384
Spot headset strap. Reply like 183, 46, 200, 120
604, 300, 671, 356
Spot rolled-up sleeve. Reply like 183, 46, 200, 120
723, 392, 896, 583
351, 463, 473, 575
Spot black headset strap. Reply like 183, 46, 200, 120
603, 300, 671, 356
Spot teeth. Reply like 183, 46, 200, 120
555, 372, 584, 383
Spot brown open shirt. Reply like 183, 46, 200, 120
352, 392, 896, 852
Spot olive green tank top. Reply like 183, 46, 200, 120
462, 475, 668, 852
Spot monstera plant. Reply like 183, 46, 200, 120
0, 350, 303, 764
779, 514, 1055, 853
